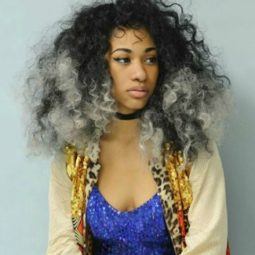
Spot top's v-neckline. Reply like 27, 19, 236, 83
92, 185, 160, 215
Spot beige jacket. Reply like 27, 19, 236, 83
46, 140, 229, 255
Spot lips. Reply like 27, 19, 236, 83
127, 85, 148, 92
127, 87, 149, 99
128, 90, 148, 98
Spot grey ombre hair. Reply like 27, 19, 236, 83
23, 47, 232, 167
23, 48, 163, 161
161, 67, 233, 168
139, 67, 233, 168
23, 49, 116, 158
22, 0, 234, 167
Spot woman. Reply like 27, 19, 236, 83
23, 0, 233, 254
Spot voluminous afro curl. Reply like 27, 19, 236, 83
22, 0, 233, 165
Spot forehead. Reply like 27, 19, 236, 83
109, 27, 155, 47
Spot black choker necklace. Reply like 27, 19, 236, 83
115, 109, 143, 120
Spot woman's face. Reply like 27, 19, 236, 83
105, 27, 159, 114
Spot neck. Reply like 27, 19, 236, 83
115, 109, 143, 120
101, 117, 140, 144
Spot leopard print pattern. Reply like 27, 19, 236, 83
83, 157, 101, 254
150, 149, 184, 255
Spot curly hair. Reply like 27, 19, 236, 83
22, 0, 233, 165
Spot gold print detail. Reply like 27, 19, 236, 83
64, 145, 77, 180
164, 142, 193, 211
64, 145, 90, 218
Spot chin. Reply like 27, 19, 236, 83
117, 98, 149, 113
130, 102, 147, 110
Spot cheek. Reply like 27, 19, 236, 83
148, 68, 159, 87
110, 77, 126, 101
110, 71, 128, 94
109, 64, 125, 85
111, 82, 126, 101
153, 67, 159, 80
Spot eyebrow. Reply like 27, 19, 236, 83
111, 47, 157, 54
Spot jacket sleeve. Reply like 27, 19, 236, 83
181, 140, 228, 255
45, 150, 81, 255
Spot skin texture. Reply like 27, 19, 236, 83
105, 27, 159, 115
97, 27, 158, 211
102, 27, 159, 144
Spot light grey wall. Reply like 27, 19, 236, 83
0, 1, 84, 254
184, 1, 255, 254
0, 0, 254, 254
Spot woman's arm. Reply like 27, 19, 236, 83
181, 141, 228, 255
46, 150, 81, 255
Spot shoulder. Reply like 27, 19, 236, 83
50, 146, 71, 184
189, 140, 224, 181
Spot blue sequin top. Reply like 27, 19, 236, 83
86, 185, 175, 255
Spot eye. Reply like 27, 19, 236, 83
113, 57, 130, 64
145, 56, 158, 65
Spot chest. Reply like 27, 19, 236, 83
86, 184, 175, 254
96, 140, 158, 212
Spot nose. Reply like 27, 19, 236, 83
131, 60, 147, 82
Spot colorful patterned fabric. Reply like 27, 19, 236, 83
64, 142, 231, 255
